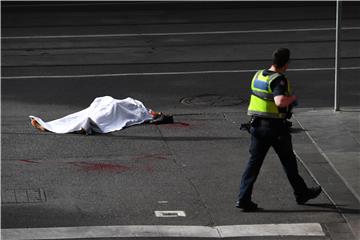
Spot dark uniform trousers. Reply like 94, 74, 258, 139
238, 118, 308, 203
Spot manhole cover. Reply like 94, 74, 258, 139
180, 94, 244, 106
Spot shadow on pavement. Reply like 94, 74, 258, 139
306, 203, 360, 214
256, 203, 360, 214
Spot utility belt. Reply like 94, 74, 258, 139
252, 117, 293, 133
240, 117, 292, 133
251, 117, 287, 128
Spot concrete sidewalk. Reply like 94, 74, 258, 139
293, 108, 360, 239
294, 108, 359, 201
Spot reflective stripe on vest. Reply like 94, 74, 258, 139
247, 70, 290, 119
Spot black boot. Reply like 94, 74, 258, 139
150, 114, 174, 124
296, 186, 322, 204
236, 201, 258, 211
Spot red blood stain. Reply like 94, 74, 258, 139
19, 160, 38, 164
70, 162, 130, 173
144, 163, 155, 173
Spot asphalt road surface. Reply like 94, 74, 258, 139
1, 2, 360, 240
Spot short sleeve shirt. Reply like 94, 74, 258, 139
262, 69, 288, 97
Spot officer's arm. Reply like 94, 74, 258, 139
274, 95, 297, 108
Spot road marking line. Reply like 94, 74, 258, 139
2, 2, 150, 8
217, 223, 325, 237
2, 27, 359, 40
2, 223, 325, 239
2, 67, 360, 80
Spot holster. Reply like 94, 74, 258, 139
240, 122, 251, 133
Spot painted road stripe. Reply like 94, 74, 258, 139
2, 27, 360, 40
2, 2, 151, 8
218, 223, 325, 238
2, 66, 360, 80
2, 223, 325, 239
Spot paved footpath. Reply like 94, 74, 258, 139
293, 108, 360, 239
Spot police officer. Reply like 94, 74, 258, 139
236, 48, 322, 211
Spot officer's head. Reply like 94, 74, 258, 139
272, 48, 290, 71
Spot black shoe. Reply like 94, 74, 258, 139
150, 114, 174, 124
296, 186, 322, 204
236, 201, 258, 211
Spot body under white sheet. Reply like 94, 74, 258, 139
29, 96, 153, 134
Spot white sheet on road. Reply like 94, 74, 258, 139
29, 96, 153, 134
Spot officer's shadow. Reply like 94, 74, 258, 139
290, 127, 307, 133
257, 203, 359, 214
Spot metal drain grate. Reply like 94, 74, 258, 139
180, 94, 244, 106
155, 210, 186, 217
2, 188, 46, 204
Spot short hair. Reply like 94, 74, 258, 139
272, 48, 290, 68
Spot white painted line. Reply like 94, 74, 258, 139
1, 223, 325, 239
218, 223, 325, 237
1, 69, 257, 80
2, 27, 360, 40
3, 2, 149, 8
1, 225, 218, 239
2, 66, 360, 80
155, 210, 186, 217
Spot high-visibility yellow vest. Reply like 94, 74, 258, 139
247, 70, 291, 119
